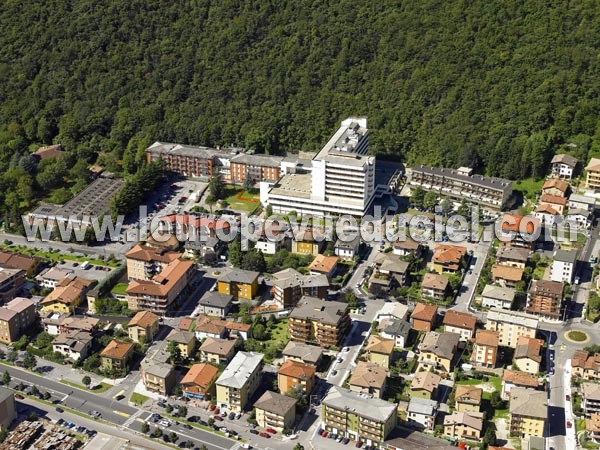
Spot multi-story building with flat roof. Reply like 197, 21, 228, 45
215, 351, 263, 411
322, 386, 397, 446
288, 296, 350, 348
409, 165, 512, 209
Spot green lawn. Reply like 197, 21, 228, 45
60, 379, 112, 393
0, 243, 120, 267
222, 186, 260, 213
513, 178, 544, 201
457, 376, 502, 400
111, 282, 129, 296
130, 392, 150, 406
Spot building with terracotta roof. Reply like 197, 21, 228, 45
167, 329, 197, 359
33, 144, 62, 160
573, 350, 600, 380
100, 340, 135, 377
509, 388, 547, 437
308, 254, 339, 281
551, 154, 578, 179
514, 336, 544, 374
0, 267, 24, 305
432, 244, 467, 274
40, 275, 93, 314
541, 179, 569, 197
291, 227, 327, 256
194, 315, 252, 341
288, 296, 350, 348
178, 317, 194, 332
282, 341, 323, 366
495, 246, 530, 269
455, 385, 482, 413
126, 258, 195, 314
539, 193, 567, 214
365, 335, 395, 369
418, 331, 460, 372
501, 369, 540, 400
181, 363, 219, 399
587, 413, 600, 443
127, 311, 160, 344
0, 298, 36, 344
527, 279, 563, 319
444, 411, 484, 441
471, 330, 499, 368
491, 264, 524, 288
442, 311, 477, 341
534, 203, 561, 225
0, 250, 40, 277
200, 337, 236, 365
217, 269, 259, 300
410, 303, 438, 332
349, 362, 387, 398
586, 158, 600, 191
420, 273, 449, 301
498, 214, 540, 249
125, 243, 181, 281
254, 391, 297, 432
278, 359, 316, 396
410, 370, 441, 400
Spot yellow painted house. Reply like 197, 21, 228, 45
291, 228, 325, 256
167, 330, 197, 359
509, 388, 547, 437
365, 336, 395, 369
216, 352, 263, 412
217, 269, 259, 300
40, 275, 93, 314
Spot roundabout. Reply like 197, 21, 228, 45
564, 330, 590, 344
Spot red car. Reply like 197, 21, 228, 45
209, 404, 216, 411
259, 432, 271, 438
355, 441, 363, 448
321, 431, 329, 438
15, 394, 24, 399
213, 416, 223, 421
567, 421, 572, 429
265, 428, 277, 434
214, 408, 220, 415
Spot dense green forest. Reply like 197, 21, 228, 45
0, 0, 598, 221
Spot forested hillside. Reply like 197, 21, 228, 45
0, 0, 598, 209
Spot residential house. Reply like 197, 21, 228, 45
0, 298, 36, 344
369, 253, 410, 292
40, 275, 93, 314
100, 340, 135, 377
322, 386, 397, 445
197, 292, 233, 319
254, 222, 288, 255
375, 302, 409, 322
485, 309, 539, 348
498, 214, 540, 249
167, 330, 197, 359
495, 246, 530, 268
418, 331, 460, 372
58, 316, 99, 334
288, 296, 350, 348
308, 254, 339, 281
335, 236, 361, 260
432, 244, 467, 274
572, 350, 600, 380
254, 391, 297, 433
392, 238, 423, 257
582, 382, 600, 416
566, 208, 592, 230
444, 412, 483, 441
491, 264, 524, 288
282, 341, 323, 366
365, 336, 395, 369
509, 388, 547, 437
550, 248, 578, 284
181, 363, 219, 400
541, 179, 569, 197
278, 359, 316, 396
291, 228, 326, 255
141, 359, 176, 396
194, 315, 252, 341
410, 303, 438, 332
271, 268, 328, 309
215, 351, 263, 411
455, 385, 482, 413
127, 311, 160, 344
125, 243, 181, 281
35, 267, 74, 289
514, 336, 544, 374
442, 310, 477, 341
410, 370, 441, 400
502, 369, 541, 400
217, 269, 259, 300
539, 194, 567, 215
586, 158, 600, 191
407, 397, 438, 431
0, 250, 39, 277
551, 154, 578, 179
126, 259, 195, 314
471, 330, 499, 368
52, 331, 93, 361
481, 284, 516, 310
380, 319, 411, 348
526, 279, 563, 319
200, 337, 236, 365
349, 362, 387, 398
569, 193, 596, 213
534, 203, 561, 226
420, 273, 449, 301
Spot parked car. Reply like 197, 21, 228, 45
332, 370, 338, 376
57, 419, 65, 426
55, 407, 64, 413
15, 394, 24, 399
321, 430, 328, 438
235, 412, 242, 420
229, 412, 236, 420
213, 416, 223, 421
187, 416, 199, 422
355, 441, 363, 448
567, 421, 572, 428
343, 437, 350, 444
265, 427, 277, 434
259, 432, 271, 438
249, 429, 259, 435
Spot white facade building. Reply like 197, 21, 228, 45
550, 248, 578, 284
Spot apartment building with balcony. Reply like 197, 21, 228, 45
551, 154, 578, 179
444, 412, 483, 441
127, 311, 160, 344
572, 350, 600, 380
498, 214, 540, 249
277, 359, 315, 396
407, 397, 438, 431
126, 259, 195, 314
264, 118, 380, 217
217, 269, 259, 301
442, 311, 477, 341
288, 296, 350, 348
471, 330, 499, 368
514, 336, 543, 375
586, 158, 600, 192
509, 388, 547, 437
100, 340, 135, 377
141, 359, 176, 396
322, 386, 397, 447
583, 383, 600, 416
254, 391, 297, 433
526, 279, 563, 319
0, 298, 36, 344
495, 246, 530, 268
182, 363, 219, 400
215, 351, 263, 412
40, 275, 94, 314
349, 362, 388, 398
125, 243, 181, 281
230, 153, 283, 184
271, 268, 329, 309
550, 248, 578, 284
409, 165, 512, 209
485, 309, 539, 348
418, 331, 460, 372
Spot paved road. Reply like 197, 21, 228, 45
451, 238, 492, 313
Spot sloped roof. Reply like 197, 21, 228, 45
411, 370, 441, 393
502, 369, 540, 388
181, 363, 218, 390
515, 336, 543, 363
254, 390, 297, 416
200, 337, 236, 356
128, 311, 160, 329
474, 330, 499, 347
411, 303, 438, 322
443, 411, 483, 431
308, 254, 339, 274
419, 331, 459, 360
349, 362, 387, 389
542, 178, 569, 193
323, 386, 397, 422
491, 264, 523, 282
455, 385, 482, 405
421, 273, 449, 291
167, 329, 195, 345
278, 359, 316, 380
540, 193, 567, 206
432, 244, 467, 266
552, 153, 577, 167
365, 335, 395, 355
509, 387, 547, 419
496, 246, 530, 262
586, 157, 600, 172
219, 269, 259, 284
481, 284, 516, 303
125, 244, 181, 264
282, 341, 323, 364
442, 310, 477, 331
100, 339, 134, 359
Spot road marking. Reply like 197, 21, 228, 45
123, 408, 144, 427
115, 411, 130, 418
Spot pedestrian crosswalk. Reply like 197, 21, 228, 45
123, 409, 145, 427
